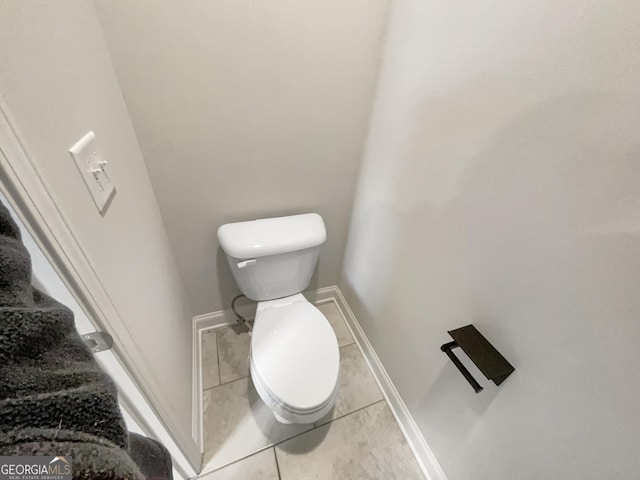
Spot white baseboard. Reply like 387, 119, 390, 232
191, 285, 446, 480
191, 306, 247, 450
303, 285, 339, 304
332, 286, 448, 480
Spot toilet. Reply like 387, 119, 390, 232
217, 213, 340, 424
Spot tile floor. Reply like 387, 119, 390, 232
199, 300, 424, 479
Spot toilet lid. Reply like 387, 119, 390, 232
251, 302, 340, 412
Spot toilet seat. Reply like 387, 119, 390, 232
250, 296, 340, 423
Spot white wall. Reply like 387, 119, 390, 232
0, 0, 194, 452
341, 1, 640, 479
93, 0, 390, 315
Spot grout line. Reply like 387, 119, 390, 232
273, 399, 387, 448
214, 331, 221, 387
200, 399, 388, 475
198, 447, 270, 479
273, 447, 282, 480
312, 398, 386, 429
200, 443, 282, 478
202, 373, 250, 392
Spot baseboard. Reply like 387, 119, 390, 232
191, 308, 236, 451
191, 285, 447, 480
303, 285, 339, 304
332, 286, 448, 480
191, 308, 241, 450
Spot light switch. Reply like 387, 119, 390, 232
69, 131, 116, 213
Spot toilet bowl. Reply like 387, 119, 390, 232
249, 294, 339, 424
217, 213, 340, 424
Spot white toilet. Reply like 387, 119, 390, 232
217, 213, 340, 424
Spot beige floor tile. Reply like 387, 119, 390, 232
200, 448, 279, 480
317, 301, 354, 347
217, 325, 251, 384
202, 331, 220, 390
276, 401, 424, 480
316, 343, 383, 426
202, 377, 313, 473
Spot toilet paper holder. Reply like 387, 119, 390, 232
440, 324, 514, 393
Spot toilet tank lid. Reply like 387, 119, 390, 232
217, 213, 326, 259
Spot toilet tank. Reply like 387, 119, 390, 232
217, 213, 326, 301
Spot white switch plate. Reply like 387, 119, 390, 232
69, 131, 116, 214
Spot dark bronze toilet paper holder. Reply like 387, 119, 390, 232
440, 324, 514, 393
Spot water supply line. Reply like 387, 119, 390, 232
231, 294, 253, 333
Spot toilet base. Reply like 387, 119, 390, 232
274, 412, 293, 424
